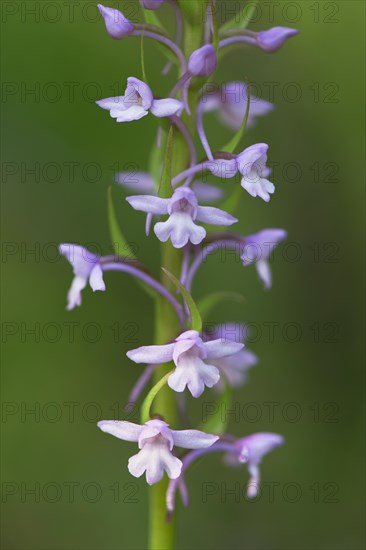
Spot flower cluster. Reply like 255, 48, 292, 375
59, 0, 298, 531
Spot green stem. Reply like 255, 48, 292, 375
148, 243, 181, 550
148, 9, 203, 550
141, 370, 175, 424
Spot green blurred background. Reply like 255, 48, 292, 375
1, 1, 365, 549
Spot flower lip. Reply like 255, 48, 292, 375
96, 78, 183, 123
97, 419, 219, 485
97, 4, 134, 39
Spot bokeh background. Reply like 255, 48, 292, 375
1, 1, 365, 549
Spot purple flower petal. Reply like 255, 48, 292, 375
66, 276, 87, 311
213, 348, 258, 389
241, 176, 275, 202
170, 429, 219, 449
196, 206, 238, 226
97, 420, 143, 441
96, 96, 126, 110
193, 182, 224, 203
115, 171, 154, 193
241, 228, 287, 265
127, 343, 175, 364
256, 259, 272, 289
116, 106, 149, 122
237, 143, 269, 175
89, 264, 106, 292
172, 338, 197, 364
168, 356, 220, 398
154, 213, 206, 248
126, 194, 169, 215
239, 432, 284, 464
59, 244, 98, 279
214, 82, 274, 131
150, 98, 184, 118
203, 339, 244, 359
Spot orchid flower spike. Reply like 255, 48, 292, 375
98, 418, 218, 485
206, 324, 258, 390
115, 171, 224, 202
201, 82, 274, 131
97, 4, 134, 39
140, 0, 164, 9
59, 244, 105, 310
225, 433, 284, 498
241, 228, 287, 289
127, 330, 244, 398
126, 187, 237, 249
257, 27, 299, 53
96, 77, 183, 123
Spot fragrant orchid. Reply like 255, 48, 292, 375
127, 329, 244, 398
241, 228, 287, 288
96, 77, 183, 123
126, 187, 237, 248
172, 143, 275, 202
225, 432, 284, 497
98, 418, 218, 485
59, 244, 105, 310
201, 81, 274, 131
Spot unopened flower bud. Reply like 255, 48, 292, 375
256, 27, 299, 53
188, 45, 217, 77
97, 4, 134, 39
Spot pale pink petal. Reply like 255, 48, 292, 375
97, 420, 143, 442
171, 429, 219, 449
89, 264, 106, 292
126, 195, 169, 215
96, 96, 126, 110
155, 213, 206, 248
127, 343, 175, 364
115, 105, 149, 122
203, 339, 244, 359
196, 206, 237, 226
150, 98, 184, 118
66, 276, 87, 311
256, 260, 272, 289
